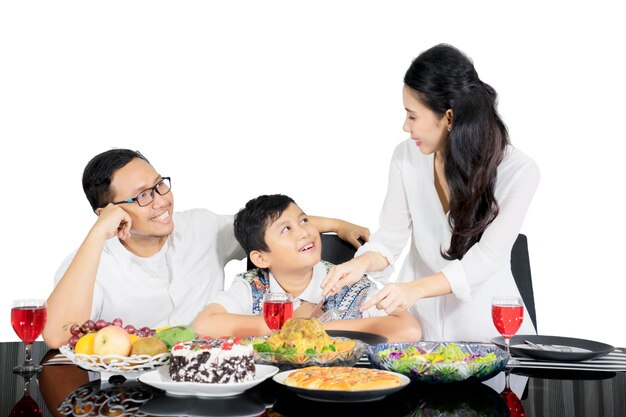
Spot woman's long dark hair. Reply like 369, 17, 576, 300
404, 44, 509, 260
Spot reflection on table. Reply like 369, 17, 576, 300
1, 342, 625, 417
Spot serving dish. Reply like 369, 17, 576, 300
273, 368, 409, 402
59, 345, 170, 380
248, 336, 366, 370
326, 330, 387, 345
138, 364, 279, 398
368, 342, 508, 384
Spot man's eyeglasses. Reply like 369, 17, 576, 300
112, 177, 171, 207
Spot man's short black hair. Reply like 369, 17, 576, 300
82, 149, 149, 212
234, 194, 295, 256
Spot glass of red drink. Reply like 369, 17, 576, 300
500, 385, 526, 417
11, 299, 47, 375
491, 296, 524, 357
262, 293, 293, 330
9, 375, 42, 417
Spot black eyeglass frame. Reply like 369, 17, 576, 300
111, 177, 171, 207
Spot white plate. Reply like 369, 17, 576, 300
138, 364, 279, 398
273, 369, 410, 402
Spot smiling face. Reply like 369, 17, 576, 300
402, 85, 452, 155
108, 158, 174, 241
254, 203, 321, 275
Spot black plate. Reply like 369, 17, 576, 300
491, 335, 614, 361
327, 330, 387, 346
273, 369, 409, 402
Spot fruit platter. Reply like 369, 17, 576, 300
59, 318, 196, 380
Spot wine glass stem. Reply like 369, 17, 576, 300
504, 337, 511, 356
24, 343, 33, 365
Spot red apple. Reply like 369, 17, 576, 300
93, 325, 131, 357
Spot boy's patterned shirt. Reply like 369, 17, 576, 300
239, 260, 372, 320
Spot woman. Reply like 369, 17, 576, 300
322, 44, 539, 342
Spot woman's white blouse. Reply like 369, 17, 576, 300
357, 139, 540, 342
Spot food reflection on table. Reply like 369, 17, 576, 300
56, 380, 154, 416
403, 380, 509, 417
48, 374, 514, 417
9, 375, 43, 417
139, 390, 268, 416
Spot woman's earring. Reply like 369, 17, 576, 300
447, 127, 451, 132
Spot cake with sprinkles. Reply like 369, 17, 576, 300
169, 337, 255, 383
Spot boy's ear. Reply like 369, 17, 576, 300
249, 250, 270, 269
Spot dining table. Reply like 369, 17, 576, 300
1, 341, 625, 417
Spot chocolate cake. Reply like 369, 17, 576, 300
169, 337, 255, 383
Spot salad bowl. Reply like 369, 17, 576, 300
368, 342, 508, 384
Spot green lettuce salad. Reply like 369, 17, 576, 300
377, 343, 497, 375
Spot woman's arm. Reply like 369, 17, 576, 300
362, 272, 451, 313
321, 252, 389, 296
323, 310, 421, 343
321, 145, 413, 294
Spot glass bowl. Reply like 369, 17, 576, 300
59, 345, 170, 380
367, 342, 508, 384
247, 337, 367, 370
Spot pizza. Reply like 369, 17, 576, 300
284, 366, 403, 391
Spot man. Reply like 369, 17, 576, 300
43, 149, 369, 348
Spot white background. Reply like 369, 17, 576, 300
1, 1, 624, 347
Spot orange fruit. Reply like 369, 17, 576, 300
75, 333, 97, 355
130, 334, 141, 345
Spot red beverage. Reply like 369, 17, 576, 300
501, 388, 525, 417
492, 305, 524, 338
263, 301, 293, 330
9, 394, 42, 417
11, 306, 47, 345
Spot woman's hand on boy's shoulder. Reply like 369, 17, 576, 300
321, 256, 369, 297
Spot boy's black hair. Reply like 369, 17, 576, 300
234, 194, 295, 256
82, 149, 150, 211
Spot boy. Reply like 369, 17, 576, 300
193, 194, 421, 342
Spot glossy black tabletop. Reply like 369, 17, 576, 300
1, 342, 625, 416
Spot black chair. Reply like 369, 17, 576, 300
511, 234, 537, 330
319, 233, 358, 264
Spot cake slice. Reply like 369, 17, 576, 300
169, 337, 255, 383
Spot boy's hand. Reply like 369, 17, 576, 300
91, 203, 132, 241
293, 301, 318, 318
336, 221, 370, 248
